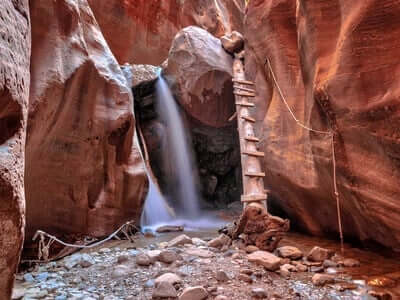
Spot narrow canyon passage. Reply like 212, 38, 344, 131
1, 0, 400, 299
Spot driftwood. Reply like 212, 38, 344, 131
230, 53, 289, 251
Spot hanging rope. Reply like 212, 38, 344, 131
31, 221, 139, 262
265, 57, 344, 253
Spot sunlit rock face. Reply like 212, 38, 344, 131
26, 0, 147, 240
244, 0, 400, 249
88, 0, 245, 65
0, 0, 30, 298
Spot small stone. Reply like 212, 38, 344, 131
23, 273, 35, 283
99, 248, 111, 253
179, 286, 208, 300
155, 273, 182, 286
158, 250, 179, 264
136, 253, 152, 266
152, 282, 177, 299
147, 250, 162, 263
343, 258, 360, 267
312, 274, 335, 286
238, 273, 253, 283
117, 255, 130, 264
144, 279, 155, 288
279, 264, 296, 277
192, 238, 207, 246
111, 265, 131, 278
215, 296, 228, 300
295, 263, 308, 272
11, 285, 26, 300
207, 234, 231, 249
240, 268, 253, 275
310, 266, 325, 273
251, 288, 268, 298
276, 246, 303, 260
185, 248, 214, 258
168, 234, 192, 247
247, 251, 281, 271
245, 245, 259, 253
215, 270, 230, 282
156, 225, 184, 233
307, 246, 334, 262
323, 259, 338, 268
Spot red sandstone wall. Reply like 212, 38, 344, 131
245, 0, 400, 249
0, 0, 31, 298
26, 0, 148, 240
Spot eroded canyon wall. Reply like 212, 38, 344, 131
245, 0, 400, 249
0, 0, 30, 298
26, 0, 147, 239
88, 0, 245, 65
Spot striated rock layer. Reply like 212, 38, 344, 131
244, 0, 400, 249
0, 0, 31, 297
26, 0, 147, 239
88, 0, 245, 65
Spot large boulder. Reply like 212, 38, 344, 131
164, 26, 235, 128
0, 0, 31, 297
244, 0, 400, 249
88, 0, 245, 65
26, 0, 147, 239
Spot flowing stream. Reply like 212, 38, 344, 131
141, 75, 223, 232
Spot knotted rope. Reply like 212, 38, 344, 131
265, 57, 344, 253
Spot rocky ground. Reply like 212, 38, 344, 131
13, 230, 399, 300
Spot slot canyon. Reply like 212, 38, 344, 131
0, 0, 399, 299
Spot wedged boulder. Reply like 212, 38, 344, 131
0, 1, 31, 297
88, 0, 245, 65
164, 26, 235, 128
244, 0, 400, 249
26, 0, 147, 239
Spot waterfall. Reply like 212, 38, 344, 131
140, 75, 224, 232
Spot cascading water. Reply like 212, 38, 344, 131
140, 74, 224, 232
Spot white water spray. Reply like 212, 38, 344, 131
140, 75, 224, 232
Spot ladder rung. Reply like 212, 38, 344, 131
241, 194, 268, 202
245, 172, 265, 177
244, 136, 260, 142
234, 91, 256, 97
236, 102, 255, 107
233, 79, 255, 86
241, 115, 255, 123
242, 150, 265, 157
234, 85, 256, 93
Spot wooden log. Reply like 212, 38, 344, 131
244, 136, 260, 142
242, 150, 265, 157
241, 115, 256, 123
235, 101, 255, 107
241, 194, 268, 202
234, 91, 256, 97
245, 172, 266, 177
233, 78, 255, 85
234, 85, 256, 93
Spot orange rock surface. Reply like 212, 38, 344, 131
0, 0, 30, 298
25, 0, 147, 239
88, 0, 245, 65
244, 0, 400, 249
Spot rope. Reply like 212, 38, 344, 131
265, 57, 344, 253
31, 221, 139, 261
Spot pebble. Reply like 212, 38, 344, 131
238, 273, 253, 283
247, 251, 281, 271
245, 245, 259, 253
158, 250, 179, 264
179, 286, 208, 300
307, 246, 334, 262
168, 234, 192, 247
215, 296, 228, 300
155, 272, 182, 285
136, 253, 152, 266
152, 281, 177, 298
277, 246, 303, 260
111, 265, 131, 278
343, 258, 360, 267
252, 287, 268, 298
312, 274, 335, 286
216, 270, 230, 282
207, 234, 231, 249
